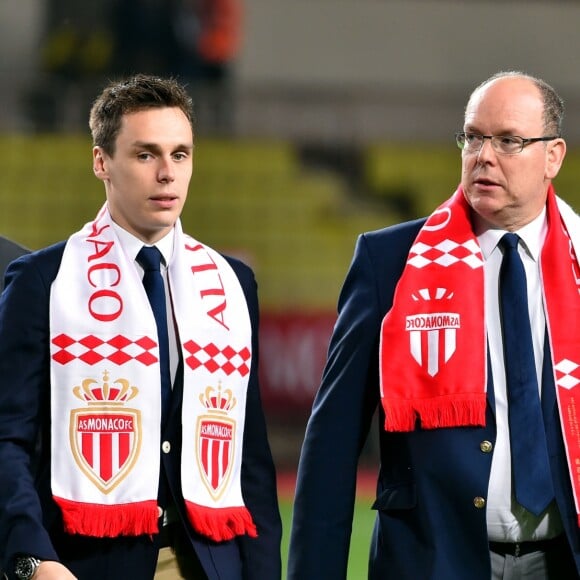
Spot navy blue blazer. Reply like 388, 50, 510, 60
0, 241, 282, 580
288, 219, 580, 579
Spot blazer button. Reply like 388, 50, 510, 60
480, 440, 493, 453
162, 441, 171, 454
473, 497, 486, 509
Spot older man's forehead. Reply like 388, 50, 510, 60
464, 79, 544, 128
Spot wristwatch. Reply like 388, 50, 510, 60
13, 556, 42, 580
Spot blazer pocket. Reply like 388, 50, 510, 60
372, 482, 417, 511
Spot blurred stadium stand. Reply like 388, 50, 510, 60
4, 1, 580, 141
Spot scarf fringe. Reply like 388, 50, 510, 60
54, 496, 159, 537
384, 396, 486, 432
185, 501, 257, 541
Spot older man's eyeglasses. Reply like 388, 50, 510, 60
455, 132, 559, 155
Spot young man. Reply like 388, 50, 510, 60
289, 72, 580, 579
0, 74, 281, 580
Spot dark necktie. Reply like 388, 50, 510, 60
498, 233, 553, 515
137, 246, 172, 423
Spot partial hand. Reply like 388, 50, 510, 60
33, 561, 77, 579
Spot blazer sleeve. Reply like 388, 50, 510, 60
287, 220, 423, 580
0, 247, 63, 569
226, 257, 282, 580
287, 233, 384, 579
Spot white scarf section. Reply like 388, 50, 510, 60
50, 205, 257, 541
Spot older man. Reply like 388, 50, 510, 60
289, 71, 580, 579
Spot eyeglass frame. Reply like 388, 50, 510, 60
455, 131, 559, 155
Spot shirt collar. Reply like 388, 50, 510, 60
110, 221, 175, 268
476, 207, 547, 262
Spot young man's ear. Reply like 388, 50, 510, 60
93, 146, 108, 181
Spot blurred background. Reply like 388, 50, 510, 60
3, 0, 580, 575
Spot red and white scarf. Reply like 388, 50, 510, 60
380, 185, 580, 524
49, 205, 257, 541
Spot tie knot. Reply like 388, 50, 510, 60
500, 232, 520, 252
137, 246, 163, 272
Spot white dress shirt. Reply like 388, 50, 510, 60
477, 209, 563, 542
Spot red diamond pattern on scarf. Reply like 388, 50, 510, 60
554, 358, 580, 390
51, 333, 159, 366
407, 239, 484, 270
183, 340, 251, 377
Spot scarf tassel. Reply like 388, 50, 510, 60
384, 396, 486, 432
185, 501, 257, 541
54, 496, 160, 537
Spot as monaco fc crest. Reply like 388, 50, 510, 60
70, 371, 141, 494
196, 384, 237, 500
406, 287, 460, 377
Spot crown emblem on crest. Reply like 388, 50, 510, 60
73, 370, 139, 405
411, 287, 454, 302
199, 383, 237, 414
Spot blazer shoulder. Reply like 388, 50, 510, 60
357, 217, 427, 265
223, 253, 255, 287
363, 217, 427, 246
